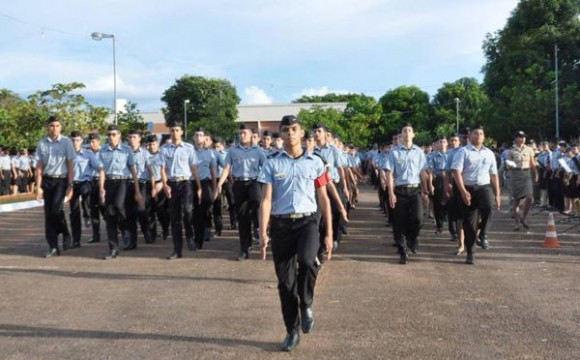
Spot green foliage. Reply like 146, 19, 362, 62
293, 93, 382, 147
0, 83, 109, 149
432, 77, 489, 136
379, 85, 431, 137
161, 75, 240, 142
116, 101, 147, 135
482, 0, 580, 142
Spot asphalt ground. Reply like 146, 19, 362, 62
0, 184, 579, 359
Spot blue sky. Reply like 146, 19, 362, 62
0, 0, 519, 112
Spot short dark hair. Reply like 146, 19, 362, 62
87, 132, 100, 141
107, 124, 120, 132
46, 115, 60, 125
272, 132, 280, 139
399, 122, 413, 133
146, 135, 157, 143
70, 131, 82, 138
312, 122, 328, 131
128, 129, 142, 136
194, 127, 205, 134
262, 130, 271, 137
172, 122, 183, 129
471, 124, 484, 132
213, 136, 223, 144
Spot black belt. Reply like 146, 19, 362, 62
43, 174, 67, 179
465, 184, 491, 191
272, 212, 313, 219
234, 177, 256, 182
200, 179, 212, 183
395, 184, 419, 189
73, 180, 89, 184
138, 179, 148, 184
168, 177, 189, 182
511, 168, 530, 171
106, 175, 128, 180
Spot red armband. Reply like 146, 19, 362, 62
314, 172, 330, 188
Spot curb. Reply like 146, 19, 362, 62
0, 200, 44, 213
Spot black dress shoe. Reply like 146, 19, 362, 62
236, 251, 249, 261
332, 241, 339, 251
301, 307, 315, 334
280, 332, 300, 352
399, 251, 409, 265
70, 242, 81, 249
88, 238, 100, 244
466, 253, 475, 265
479, 239, 490, 250
62, 235, 72, 251
162, 232, 169, 241
123, 244, 137, 251
230, 223, 237, 230
44, 248, 59, 258
187, 237, 196, 251
104, 250, 119, 260
215, 230, 222, 237
167, 252, 182, 260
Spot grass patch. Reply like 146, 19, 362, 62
0, 193, 36, 205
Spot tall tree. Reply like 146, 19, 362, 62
116, 101, 147, 135
432, 77, 489, 136
482, 0, 580, 142
161, 75, 240, 141
379, 85, 431, 138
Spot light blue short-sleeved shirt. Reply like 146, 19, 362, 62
258, 150, 326, 215
196, 147, 217, 180
160, 142, 198, 179
314, 143, 345, 182
428, 151, 448, 176
537, 151, 551, 168
146, 151, 165, 182
215, 149, 227, 177
444, 147, 461, 172
17, 156, 31, 171
450, 144, 498, 186
383, 144, 427, 186
35, 135, 77, 176
131, 147, 150, 180
98, 143, 135, 178
225, 144, 266, 179
550, 149, 562, 170
0, 155, 11, 170
73, 148, 93, 181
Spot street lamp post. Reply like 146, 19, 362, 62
91, 32, 117, 124
554, 44, 560, 139
454, 98, 460, 134
183, 99, 190, 140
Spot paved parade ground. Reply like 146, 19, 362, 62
0, 185, 579, 360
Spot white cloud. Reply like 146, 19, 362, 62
243, 86, 274, 104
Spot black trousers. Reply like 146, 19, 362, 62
212, 189, 223, 233
89, 179, 104, 242
147, 182, 170, 242
548, 176, 565, 211
223, 181, 237, 225
168, 180, 194, 256
41, 177, 70, 250
233, 180, 261, 252
18, 172, 29, 193
270, 215, 320, 334
69, 181, 91, 244
432, 176, 449, 231
126, 181, 149, 247
193, 180, 213, 248
391, 186, 423, 255
1, 170, 11, 195
103, 179, 128, 252
460, 184, 494, 255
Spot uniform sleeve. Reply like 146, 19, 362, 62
383, 152, 394, 172
209, 151, 217, 169
419, 152, 427, 171
65, 138, 76, 161
224, 149, 232, 165
489, 151, 498, 175
126, 150, 136, 167
450, 148, 465, 171
257, 159, 274, 184
258, 149, 267, 167
314, 158, 329, 188
189, 147, 198, 166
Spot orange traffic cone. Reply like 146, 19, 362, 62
542, 213, 560, 248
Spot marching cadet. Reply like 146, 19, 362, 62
17, 149, 32, 194
96, 125, 143, 260
160, 123, 202, 259
125, 130, 151, 249
215, 124, 266, 261
451, 125, 500, 265
506, 131, 537, 231
428, 137, 448, 234
0, 147, 13, 196
68, 131, 93, 249
536, 141, 551, 208
258, 115, 333, 352
383, 123, 429, 264
145, 134, 170, 242
442, 134, 464, 254
312, 123, 349, 251
192, 128, 217, 249
87, 132, 103, 243
213, 137, 235, 233
35, 115, 76, 257
261, 130, 277, 157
